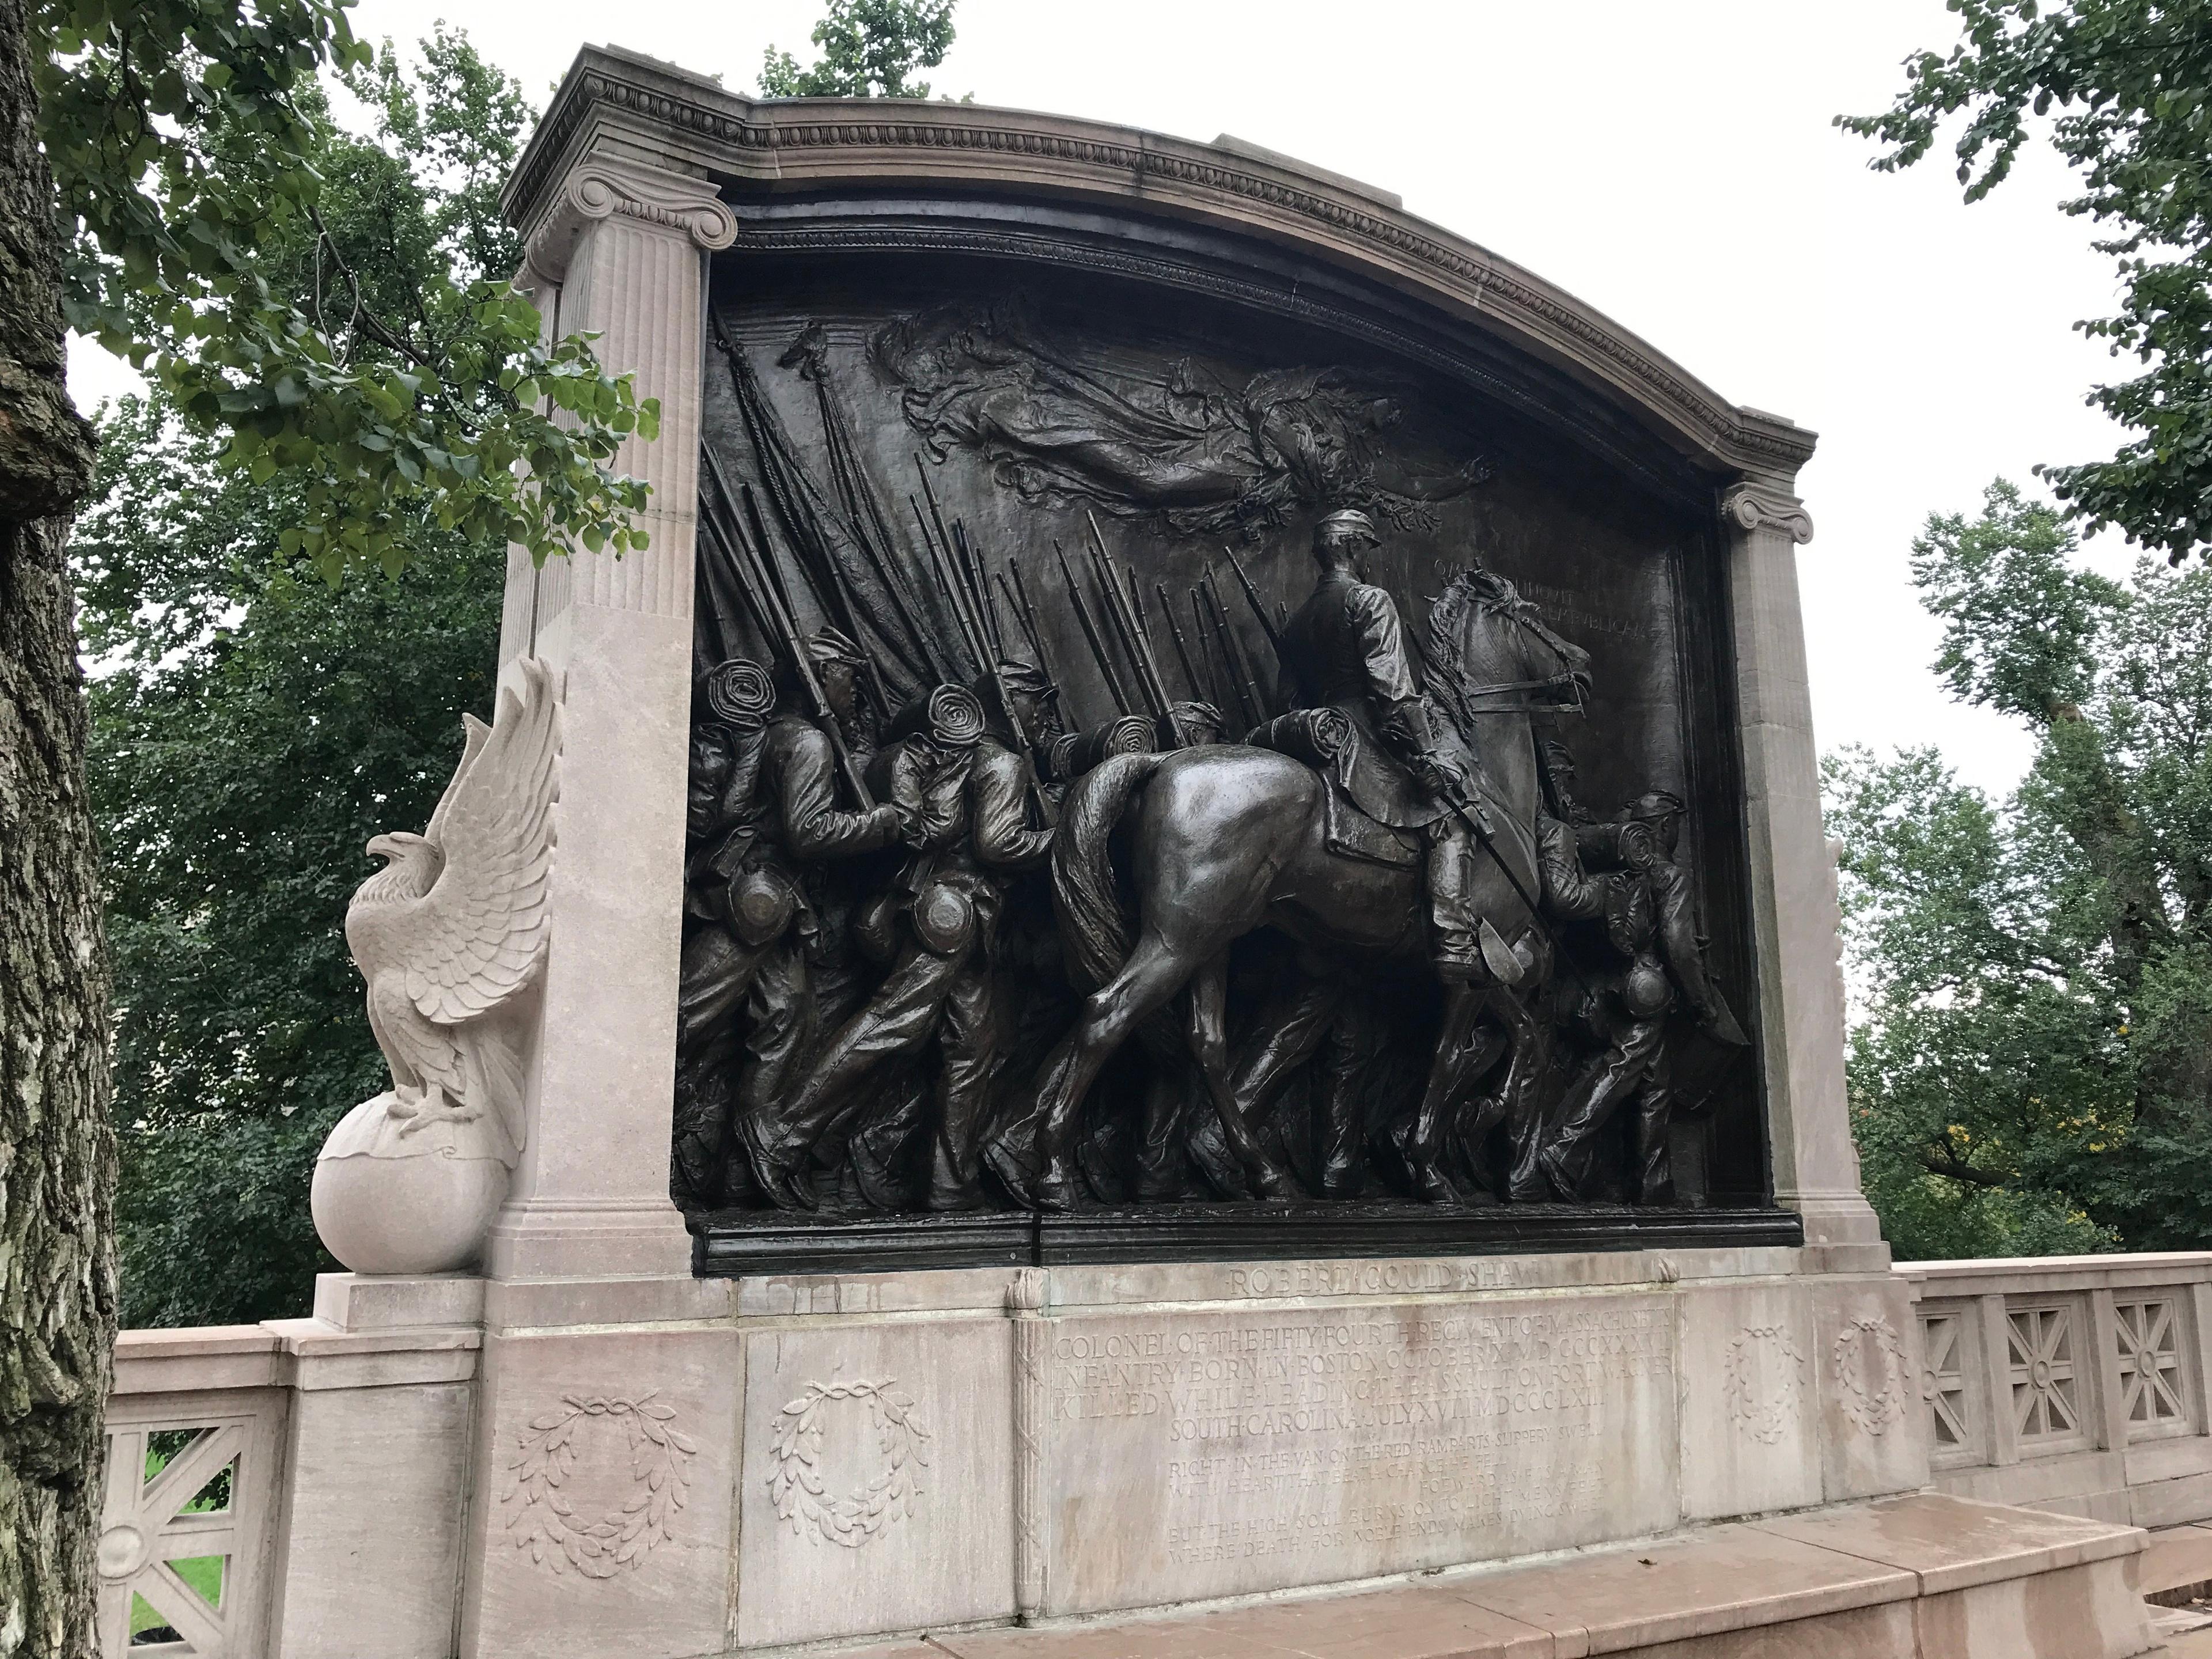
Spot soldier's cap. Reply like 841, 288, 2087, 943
1626, 790, 1686, 822
805, 627, 867, 666
1315, 507, 1380, 546
704, 658, 775, 729
992, 659, 1056, 695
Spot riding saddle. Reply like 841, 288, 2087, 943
1247, 703, 1448, 869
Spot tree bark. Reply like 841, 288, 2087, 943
0, 1, 114, 1655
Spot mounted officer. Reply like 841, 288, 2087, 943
1267, 509, 1555, 1200
1274, 507, 1490, 983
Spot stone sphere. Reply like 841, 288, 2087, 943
311, 1094, 510, 1275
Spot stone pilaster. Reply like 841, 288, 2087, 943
482, 160, 736, 1280
1721, 479, 1885, 1251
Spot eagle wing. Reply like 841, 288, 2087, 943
393, 658, 562, 1027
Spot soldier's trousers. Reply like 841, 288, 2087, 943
675, 923, 820, 1206
760, 938, 1003, 1203
1426, 817, 1483, 978
1539, 1016, 1673, 1205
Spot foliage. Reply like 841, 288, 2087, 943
32, 0, 656, 580
75, 31, 529, 1325
1828, 480, 2212, 1258
760, 0, 956, 99
1840, 0, 2212, 562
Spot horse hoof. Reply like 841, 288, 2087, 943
1414, 1165, 1459, 1206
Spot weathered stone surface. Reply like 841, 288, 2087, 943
736, 1319, 1016, 1645
460, 1326, 740, 1659
1040, 1289, 1679, 1613
1676, 1280, 1823, 1521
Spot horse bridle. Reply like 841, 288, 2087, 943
1450, 586, 1590, 717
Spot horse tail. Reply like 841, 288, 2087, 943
1051, 752, 1165, 991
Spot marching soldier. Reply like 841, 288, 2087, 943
742, 677, 1056, 1211
673, 651, 903, 1205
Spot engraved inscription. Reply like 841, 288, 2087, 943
1048, 1300, 1673, 1584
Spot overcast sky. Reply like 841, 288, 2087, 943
67, 0, 2137, 798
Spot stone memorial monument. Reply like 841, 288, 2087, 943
255, 44, 2150, 1659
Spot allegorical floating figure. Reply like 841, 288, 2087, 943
874, 302, 1493, 537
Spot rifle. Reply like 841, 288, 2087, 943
1123, 563, 1188, 746
1221, 544, 1283, 656
697, 448, 874, 808
1203, 568, 1269, 728
1056, 539, 1134, 714
1159, 581, 1207, 706
909, 487, 1057, 827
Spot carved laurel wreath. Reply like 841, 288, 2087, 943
1724, 1325, 1806, 1445
768, 1378, 931, 1548
503, 1392, 698, 1578
1833, 1316, 1909, 1437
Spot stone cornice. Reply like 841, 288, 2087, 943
517, 160, 738, 291
1721, 482, 1816, 545
507, 46, 1816, 485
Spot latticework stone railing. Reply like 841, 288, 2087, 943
1902, 1253, 2212, 1527
97, 1331, 290, 1657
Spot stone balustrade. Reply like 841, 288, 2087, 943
98, 1311, 480, 1658
1903, 1252, 2212, 1528
92, 1249, 2212, 1657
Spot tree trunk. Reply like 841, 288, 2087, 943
0, 0, 115, 1654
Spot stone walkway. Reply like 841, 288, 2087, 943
832, 1494, 2153, 1658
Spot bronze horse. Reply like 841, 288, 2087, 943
986, 567, 1591, 1208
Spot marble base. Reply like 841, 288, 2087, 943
428, 1246, 1930, 1654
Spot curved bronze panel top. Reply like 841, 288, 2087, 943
507, 44, 1812, 486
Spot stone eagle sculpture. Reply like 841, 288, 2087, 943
343, 656, 562, 1166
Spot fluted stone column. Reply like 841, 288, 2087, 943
484, 160, 737, 1281
1722, 479, 1884, 1250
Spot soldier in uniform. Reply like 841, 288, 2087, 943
1533, 785, 1746, 1202
743, 676, 1056, 1211
1274, 508, 1505, 1199
673, 650, 903, 1205
803, 625, 880, 770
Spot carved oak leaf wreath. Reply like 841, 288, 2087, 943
768, 1378, 931, 1548
503, 1392, 698, 1577
1723, 1325, 1806, 1446
1833, 1316, 1909, 1437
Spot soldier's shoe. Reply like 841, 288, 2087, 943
1244, 1155, 1293, 1203
734, 1118, 816, 1213
925, 1141, 988, 1212
1535, 1143, 1581, 1204
1408, 1158, 1459, 1206
1032, 1154, 1081, 1213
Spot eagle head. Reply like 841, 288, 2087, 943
357, 831, 443, 906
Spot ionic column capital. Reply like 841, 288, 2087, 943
518, 160, 738, 292
1722, 480, 1815, 546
